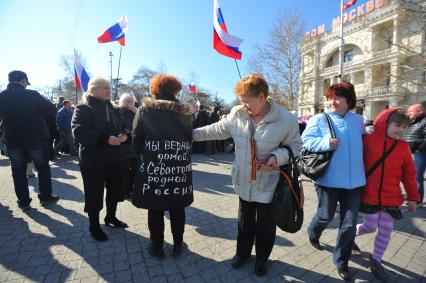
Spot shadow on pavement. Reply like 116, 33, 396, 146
27, 178, 84, 203
193, 169, 234, 195
0, 204, 72, 282
392, 205, 425, 238
50, 155, 80, 172
23, 202, 150, 282
0, 157, 9, 167
184, 206, 295, 247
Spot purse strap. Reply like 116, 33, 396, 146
251, 138, 257, 180
279, 145, 303, 209
279, 170, 303, 209
366, 140, 397, 177
323, 112, 336, 138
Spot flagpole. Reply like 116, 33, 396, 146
337, 0, 344, 82
75, 86, 78, 104
108, 51, 113, 95
115, 46, 123, 101
73, 49, 78, 104
234, 59, 242, 79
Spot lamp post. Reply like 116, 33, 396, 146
109, 51, 113, 91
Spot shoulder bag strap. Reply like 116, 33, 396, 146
366, 140, 397, 177
250, 120, 257, 181
323, 112, 336, 138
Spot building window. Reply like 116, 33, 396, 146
344, 49, 354, 63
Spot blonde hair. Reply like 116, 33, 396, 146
82, 76, 110, 102
118, 93, 136, 107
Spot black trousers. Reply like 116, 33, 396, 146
80, 162, 125, 213
148, 208, 185, 246
123, 157, 138, 195
237, 198, 276, 262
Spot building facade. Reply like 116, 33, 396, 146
299, 0, 426, 120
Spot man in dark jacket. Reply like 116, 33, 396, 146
402, 103, 426, 203
206, 106, 220, 154
54, 100, 77, 155
0, 71, 59, 209
192, 105, 209, 153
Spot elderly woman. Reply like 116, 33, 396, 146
132, 74, 193, 258
193, 74, 302, 276
118, 93, 138, 198
302, 82, 365, 281
72, 77, 129, 241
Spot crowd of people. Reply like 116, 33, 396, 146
0, 70, 424, 281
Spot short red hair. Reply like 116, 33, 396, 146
149, 74, 182, 100
326, 82, 356, 110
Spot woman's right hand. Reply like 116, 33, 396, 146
108, 136, 122, 146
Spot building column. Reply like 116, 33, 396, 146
364, 67, 373, 119
392, 16, 399, 53
364, 100, 372, 120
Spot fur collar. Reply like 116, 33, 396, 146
142, 97, 192, 116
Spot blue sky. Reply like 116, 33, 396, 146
0, 0, 342, 103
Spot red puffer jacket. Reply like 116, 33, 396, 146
363, 108, 420, 206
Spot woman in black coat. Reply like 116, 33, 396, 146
132, 74, 193, 258
118, 93, 138, 198
72, 77, 129, 241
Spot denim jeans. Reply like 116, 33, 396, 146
6, 141, 53, 206
414, 152, 426, 203
308, 185, 362, 269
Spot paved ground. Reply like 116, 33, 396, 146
0, 152, 425, 282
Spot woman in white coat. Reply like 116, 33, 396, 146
193, 74, 302, 276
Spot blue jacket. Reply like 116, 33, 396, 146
56, 107, 73, 134
301, 108, 366, 189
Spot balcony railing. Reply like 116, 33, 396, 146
354, 84, 365, 98
368, 86, 390, 97
321, 61, 354, 75
372, 48, 392, 60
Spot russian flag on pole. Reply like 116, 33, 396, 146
74, 52, 90, 92
213, 0, 242, 60
343, 0, 357, 10
97, 16, 128, 46
189, 82, 197, 94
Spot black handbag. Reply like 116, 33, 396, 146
297, 112, 335, 180
271, 145, 304, 233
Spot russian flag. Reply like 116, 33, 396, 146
189, 82, 197, 94
74, 52, 90, 92
97, 16, 128, 46
343, 0, 357, 10
213, 0, 242, 60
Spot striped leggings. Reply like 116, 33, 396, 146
356, 210, 395, 262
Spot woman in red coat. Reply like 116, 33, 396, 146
356, 108, 419, 282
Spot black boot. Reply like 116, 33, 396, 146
105, 201, 128, 228
88, 212, 108, 241
172, 233, 184, 255
148, 240, 164, 259
254, 260, 268, 277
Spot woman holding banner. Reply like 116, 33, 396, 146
132, 74, 193, 258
